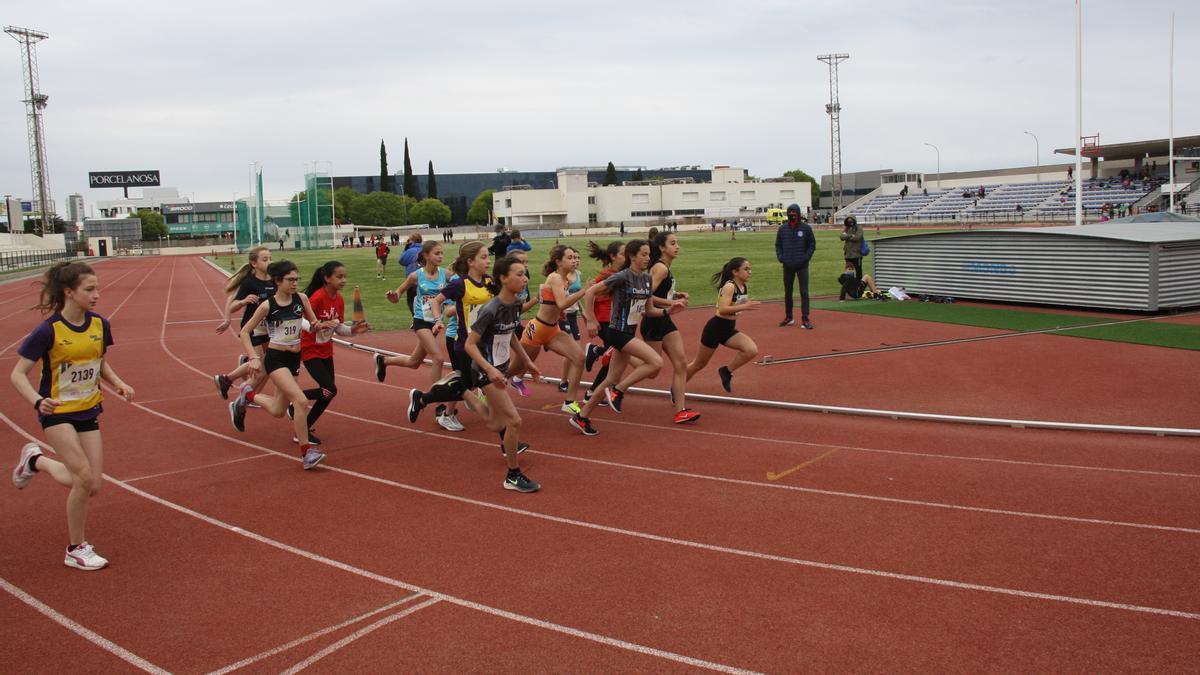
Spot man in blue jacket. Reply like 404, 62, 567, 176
775, 203, 815, 329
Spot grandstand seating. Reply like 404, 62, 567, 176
845, 178, 1155, 222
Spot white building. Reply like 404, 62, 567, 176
67, 194, 85, 224
96, 187, 183, 218
492, 166, 812, 228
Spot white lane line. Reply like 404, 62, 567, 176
0, 575, 170, 674
316, 405, 1200, 535
123, 454, 274, 483
205, 594, 423, 675
34, 396, 1200, 624
280, 597, 442, 674
336, 367, 1200, 481
165, 318, 221, 325
0, 265, 143, 356
3, 405, 756, 674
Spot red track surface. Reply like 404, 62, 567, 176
0, 256, 1197, 673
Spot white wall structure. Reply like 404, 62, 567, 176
96, 187, 183, 217
492, 167, 811, 227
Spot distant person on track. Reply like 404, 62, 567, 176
774, 203, 815, 329
375, 240, 391, 280
11, 261, 135, 571
839, 216, 864, 282
228, 260, 327, 470
686, 257, 760, 392
298, 261, 370, 446
214, 247, 274, 400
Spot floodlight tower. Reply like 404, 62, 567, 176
5, 25, 52, 236
818, 52, 849, 214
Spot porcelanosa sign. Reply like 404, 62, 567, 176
88, 170, 161, 188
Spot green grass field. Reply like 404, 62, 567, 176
812, 299, 1200, 350
206, 231, 1199, 350
209, 229, 928, 332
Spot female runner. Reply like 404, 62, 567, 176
617, 231, 699, 424
214, 246, 273, 399
461, 255, 540, 492
570, 239, 682, 435
11, 261, 135, 570
229, 261, 326, 470
374, 241, 463, 432
516, 245, 589, 414
685, 257, 760, 392
298, 261, 370, 444
581, 240, 625, 406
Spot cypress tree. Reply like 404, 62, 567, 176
632, 168, 644, 181
379, 140, 391, 193
427, 161, 438, 200
604, 161, 618, 186
403, 138, 421, 200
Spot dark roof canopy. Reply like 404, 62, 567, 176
1054, 135, 1200, 160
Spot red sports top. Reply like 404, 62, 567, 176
301, 287, 344, 360
593, 268, 616, 323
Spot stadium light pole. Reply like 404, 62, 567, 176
1168, 11, 1175, 213
1023, 131, 1040, 182
923, 142, 940, 190
1074, 0, 1083, 226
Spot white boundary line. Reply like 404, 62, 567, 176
205, 594, 423, 675
124, 453, 274, 483
279, 597, 442, 674
0, 575, 169, 674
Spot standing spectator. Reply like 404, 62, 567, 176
506, 229, 532, 255
774, 204, 815, 329
374, 239, 391, 279
839, 216, 864, 282
619, 222, 625, 236
489, 225, 511, 259
397, 234, 423, 315
1067, 166, 1074, 180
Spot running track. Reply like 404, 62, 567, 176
0, 256, 1196, 672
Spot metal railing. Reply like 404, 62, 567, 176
0, 248, 74, 273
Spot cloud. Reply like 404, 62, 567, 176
0, 0, 1194, 213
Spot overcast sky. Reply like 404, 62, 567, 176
1, 0, 1195, 211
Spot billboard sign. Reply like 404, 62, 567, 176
88, 170, 161, 188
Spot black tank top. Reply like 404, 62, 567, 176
265, 294, 305, 346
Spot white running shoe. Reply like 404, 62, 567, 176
13, 443, 41, 489
302, 447, 326, 470
436, 413, 465, 432
63, 542, 108, 571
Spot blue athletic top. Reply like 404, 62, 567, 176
413, 267, 447, 322
564, 272, 582, 314
443, 274, 460, 339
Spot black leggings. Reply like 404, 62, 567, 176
782, 264, 811, 321
302, 357, 337, 428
